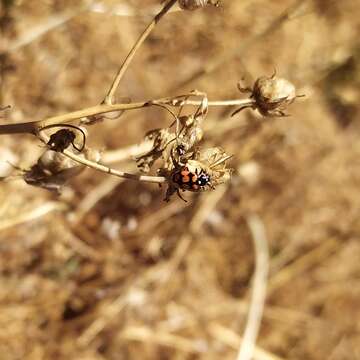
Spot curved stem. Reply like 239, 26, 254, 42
65, 150, 166, 184
103, 0, 178, 105
237, 215, 269, 360
38, 132, 167, 185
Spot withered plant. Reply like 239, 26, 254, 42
0, 0, 300, 202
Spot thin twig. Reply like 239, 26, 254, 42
0, 98, 255, 136
237, 215, 269, 360
0, 202, 67, 232
209, 323, 284, 360
268, 238, 340, 294
63, 148, 166, 184
103, 0, 178, 104
37, 132, 166, 184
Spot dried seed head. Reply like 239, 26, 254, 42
38, 150, 79, 174
252, 75, 297, 117
136, 129, 175, 173
23, 150, 84, 193
194, 147, 233, 185
178, 0, 219, 11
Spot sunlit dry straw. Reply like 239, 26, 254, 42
2, 3, 92, 53
236, 215, 269, 360
0, 202, 67, 232
209, 323, 284, 360
268, 237, 340, 294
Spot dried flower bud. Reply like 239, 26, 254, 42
252, 75, 297, 117
178, 0, 219, 11
233, 74, 301, 118
136, 129, 175, 173
24, 150, 84, 193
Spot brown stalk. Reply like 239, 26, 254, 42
103, 0, 178, 105
0, 98, 255, 136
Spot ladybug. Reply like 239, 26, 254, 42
172, 166, 211, 191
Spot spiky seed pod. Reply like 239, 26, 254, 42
178, 0, 219, 11
252, 75, 297, 117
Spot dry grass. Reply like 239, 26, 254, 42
1, 0, 360, 359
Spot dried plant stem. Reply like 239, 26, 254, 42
120, 326, 201, 353
268, 237, 340, 294
0, 202, 67, 231
36, 132, 166, 184
0, 98, 255, 136
103, 0, 178, 104
209, 323, 284, 360
64, 149, 166, 184
237, 215, 269, 360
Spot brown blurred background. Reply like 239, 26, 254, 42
1, 0, 360, 359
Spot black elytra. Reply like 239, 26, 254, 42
47, 129, 77, 152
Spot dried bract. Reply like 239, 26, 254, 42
23, 150, 85, 193
178, 0, 220, 11
138, 91, 208, 173
136, 129, 175, 173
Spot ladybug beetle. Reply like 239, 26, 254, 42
172, 166, 211, 191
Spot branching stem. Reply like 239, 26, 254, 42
37, 132, 167, 184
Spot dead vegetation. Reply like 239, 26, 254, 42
0, 0, 360, 359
